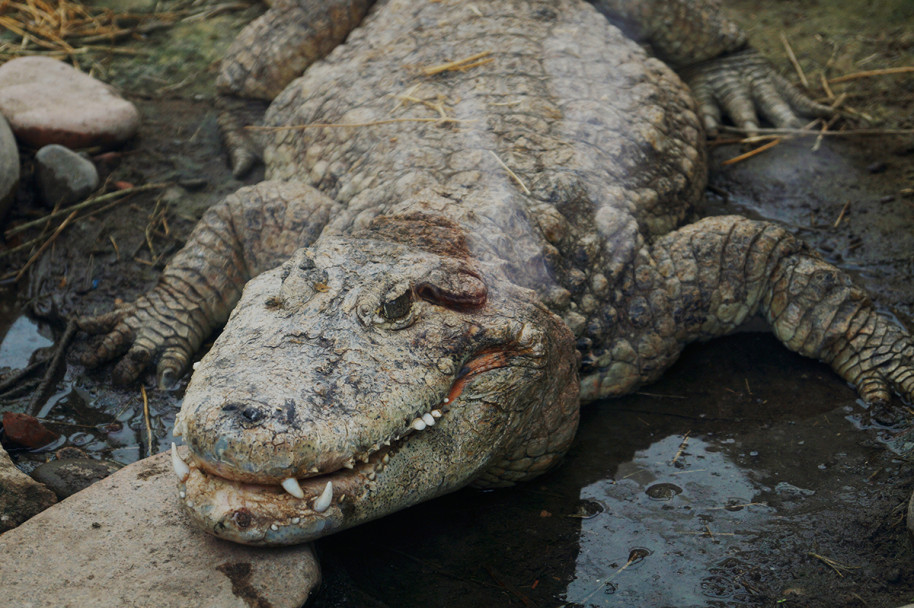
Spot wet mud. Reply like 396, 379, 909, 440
0, 1, 913, 607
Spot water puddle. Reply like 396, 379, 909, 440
565, 435, 773, 607
0, 315, 53, 370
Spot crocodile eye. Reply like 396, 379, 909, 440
379, 290, 412, 321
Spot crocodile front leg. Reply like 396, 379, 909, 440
584, 216, 914, 408
76, 181, 340, 386
217, 0, 373, 175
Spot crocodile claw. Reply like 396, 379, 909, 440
683, 48, 833, 136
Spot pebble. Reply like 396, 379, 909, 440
34, 144, 100, 206
0, 443, 56, 533
0, 112, 19, 219
2, 411, 59, 449
31, 457, 122, 500
0, 449, 320, 607
0, 56, 139, 149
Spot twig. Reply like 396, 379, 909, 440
14, 208, 79, 281
142, 385, 153, 458
488, 150, 531, 194
808, 552, 859, 577
634, 391, 688, 399
4, 183, 169, 239
483, 566, 536, 608
780, 33, 809, 89
27, 320, 77, 417
0, 360, 46, 394
671, 430, 691, 465
820, 73, 835, 100
721, 138, 780, 166
719, 126, 914, 137
422, 51, 493, 76
833, 200, 851, 228
828, 66, 914, 84
248, 116, 475, 131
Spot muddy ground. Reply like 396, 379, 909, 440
0, 1, 913, 606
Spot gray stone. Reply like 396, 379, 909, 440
0, 449, 320, 608
0, 56, 139, 149
35, 144, 99, 206
0, 443, 56, 533
30, 457, 122, 500
0, 112, 19, 220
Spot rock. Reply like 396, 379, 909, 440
2, 411, 59, 449
0, 443, 56, 533
30, 457, 122, 500
0, 56, 139, 149
0, 112, 19, 219
0, 449, 320, 608
34, 144, 100, 206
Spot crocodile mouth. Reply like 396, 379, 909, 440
170, 349, 519, 544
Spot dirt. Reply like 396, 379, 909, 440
0, 1, 912, 607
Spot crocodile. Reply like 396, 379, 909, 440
77, 0, 914, 546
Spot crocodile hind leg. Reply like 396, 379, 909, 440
75, 181, 340, 386
590, 0, 832, 134
217, 0, 373, 175
583, 216, 914, 410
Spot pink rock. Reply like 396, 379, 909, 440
0, 56, 139, 149
2, 412, 59, 449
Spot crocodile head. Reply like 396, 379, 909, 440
172, 229, 579, 545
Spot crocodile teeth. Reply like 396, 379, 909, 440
367, 471, 376, 481
422, 413, 436, 426
313, 481, 333, 513
431, 409, 442, 418
411, 418, 427, 431
171, 443, 190, 482
281, 477, 305, 499
343, 459, 355, 470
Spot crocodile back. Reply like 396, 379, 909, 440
263, 0, 705, 311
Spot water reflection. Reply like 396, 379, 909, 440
565, 434, 773, 607
0, 315, 52, 370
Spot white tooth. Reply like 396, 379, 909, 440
383, 439, 391, 446
179, 490, 186, 499
343, 460, 354, 470
443, 397, 450, 404
431, 409, 442, 418
192, 361, 200, 371
411, 418, 427, 431
270, 524, 279, 531
313, 481, 333, 513
367, 471, 376, 481
171, 443, 190, 481
360, 453, 370, 463
382, 453, 390, 464
282, 477, 305, 499
310, 466, 320, 473
422, 413, 436, 426
291, 517, 301, 524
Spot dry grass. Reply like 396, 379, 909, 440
0, 0, 183, 63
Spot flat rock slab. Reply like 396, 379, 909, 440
0, 450, 320, 608
0, 443, 56, 532
0, 56, 139, 149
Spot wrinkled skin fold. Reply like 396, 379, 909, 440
77, 0, 911, 546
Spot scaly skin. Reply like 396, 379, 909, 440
77, 0, 912, 546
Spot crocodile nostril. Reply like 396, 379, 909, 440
221, 402, 266, 424
241, 407, 265, 423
